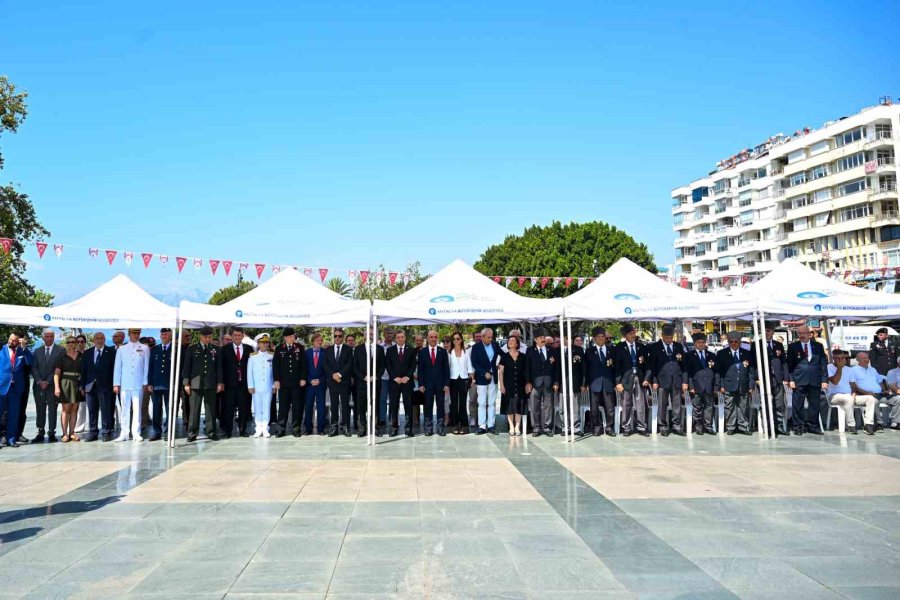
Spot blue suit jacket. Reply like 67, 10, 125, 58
306, 347, 326, 384
81, 345, 116, 391
0, 345, 34, 396
148, 343, 172, 389
469, 342, 502, 386
417, 346, 450, 390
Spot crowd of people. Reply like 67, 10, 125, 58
2, 322, 900, 446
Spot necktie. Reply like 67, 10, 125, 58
699, 351, 704, 362
400, 347, 404, 360
336, 345, 341, 361
430, 347, 436, 365
805, 344, 810, 359
9, 348, 15, 372
666, 344, 672, 357
630, 344, 636, 366
313, 350, 319, 368
541, 347, 546, 361
95, 349, 100, 365
734, 351, 740, 365
236, 345, 241, 361
768, 341, 773, 351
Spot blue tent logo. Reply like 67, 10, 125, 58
614, 293, 641, 301
235, 310, 243, 318
814, 304, 822, 312
428, 308, 437, 315
430, 295, 454, 303
797, 291, 828, 299
624, 307, 633, 315
43, 313, 52, 322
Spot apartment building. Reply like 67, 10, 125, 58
672, 99, 899, 292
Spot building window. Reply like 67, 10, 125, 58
717, 238, 729, 252
789, 172, 807, 187
783, 246, 799, 259
811, 164, 829, 179
793, 217, 809, 231
836, 152, 865, 172
692, 187, 709, 202
835, 127, 864, 147
673, 213, 684, 225
791, 195, 810, 209
813, 188, 832, 203
839, 203, 872, 222
839, 178, 867, 196
880, 226, 900, 242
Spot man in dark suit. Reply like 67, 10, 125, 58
686, 332, 717, 435
613, 324, 649, 436
323, 328, 353, 437
80, 332, 116, 441
646, 324, 689, 436
386, 330, 417, 437
31, 328, 66, 443
525, 329, 560, 437
1, 333, 34, 447
353, 333, 385, 437
870, 327, 897, 376
757, 322, 788, 436
217, 327, 253, 438
569, 336, 586, 434
146, 328, 173, 441
417, 330, 450, 436
273, 327, 308, 436
181, 326, 222, 442
583, 327, 616, 436
786, 325, 828, 435
716, 331, 756, 435
302, 333, 325, 435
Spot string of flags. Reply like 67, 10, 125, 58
488, 275, 594, 289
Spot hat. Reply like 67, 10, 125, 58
877, 327, 889, 335
726, 330, 742, 342
692, 332, 707, 342
764, 321, 778, 330
198, 326, 214, 336
533, 327, 548, 338
661, 325, 675, 336
160, 327, 172, 333
255, 333, 271, 344
591, 326, 606, 337
620, 323, 635, 335
282, 327, 296, 337
127, 328, 141, 334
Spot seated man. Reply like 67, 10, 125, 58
826, 350, 875, 435
849, 351, 898, 432
882, 356, 900, 430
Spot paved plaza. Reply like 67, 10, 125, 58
2, 425, 900, 599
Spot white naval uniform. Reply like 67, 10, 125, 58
113, 341, 150, 441
247, 350, 274, 436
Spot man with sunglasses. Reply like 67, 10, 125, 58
827, 350, 875, 435
324, 329, 353, 437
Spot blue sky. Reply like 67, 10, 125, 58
2, 0, 898, 303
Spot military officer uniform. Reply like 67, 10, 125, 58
715, 331, 756, 435
247, 333, 274, 437
181, 326, 221, 441
613, 324, 650, 436
646, 325, 688, 436
273, 327, 308, 437
685, 332, 717, 434
757, 324, 788, 435
870, 328, 897, 376
113, 329, 150, 442
583, 327, 616, 436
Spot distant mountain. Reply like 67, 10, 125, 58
151, 287, 212, 306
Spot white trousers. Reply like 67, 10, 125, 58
120, 390, 142, 438
830, 393, 876, 425
74, 401, 87, 433
253, 389, 272, 431
476, 382, 497, 429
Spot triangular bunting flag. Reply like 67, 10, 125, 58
272, 264, 282, 274
540, 277, 549, 289
577, 277, 585, 288
192, 258, 202, 271
176, 257, 187, 273
360, 270, 370, 285
209, 259, 220, 275
223, 260, 233, 276
141, 253, 153, 268
239, 262, 249, 272
254, 263, 265, 279
35, 242, 48, 258
124, 251, 134, 266
389, 272, 398, 286
105, 249, 117, 265
89, 247, 99, 258
319, 268, 328, 282
0, 238, 11, 253
53, 244, 63, 258
564, 277, 572, 288
492, 276, 501, 284
529, 277, 538, 288
517, 277, 526, 288
303, 267, 313, 278
402, 272, 410, 285
552, 277, 561, 288
159, 254, 169, 266
504, 276, 512, 287
348, 269, 357, 281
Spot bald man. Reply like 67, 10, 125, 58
418, 330, 450, 436
785, 325, 828, 435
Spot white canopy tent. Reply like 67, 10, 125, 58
370, 259, 568, 444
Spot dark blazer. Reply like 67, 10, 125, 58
304, 346, 325, 385
715, 347, 756, 393
0, 345, 33, 396
758, 339, 787, 383
352, 343, 386, 388
148, 343, 173, 389
584, 343, 616, 393
869, 339, 897, 376
81, 345, 116, 391
785, 340, 827, 386
469, 341, 503, 386
524, 345, 560, 386
685, 349, 716, 394
646, 340, 688, 387
613, 340, 646, 387
181, 343, 221, 390
570, 346, 585, 392
417, 345, 450, 390
499, 351, 528, 398
217, 343, 252, 389
386, 344, 417, 382
323, 344, 353, 388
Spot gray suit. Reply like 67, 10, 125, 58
32, 343, 66, 436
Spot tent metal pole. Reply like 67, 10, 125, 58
558, 314, 570, 442
169, 320, 185, 449
370, 316, 378, 446
566, 318, 576, 440
750, 311, 769, 440
758, 311, 777, 438
365, 316, 371, 446
166, 315, 179, 450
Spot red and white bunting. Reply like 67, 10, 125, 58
0, 238, 11, 253
529, 277, 538, 289
517, 277, 526, 288
209, 259, 220, 275
359, 270, 370, 285
540, 277, 549, 289
239, 262, 249, 272
552, 277, 561, 288
223, 260, 233, 276
302, 267, 312, 278
105, 249, 117, 265
53, 243, 64, 258
192, 258, 202, 271
492, 276, 501, 284
272, 264, 282, 274
577, 277, 585, 288
141, 252, 153, 268
176, 257, 187, 273
564, 277, 573, 288
123, 251, 134, 267
375, 271, 385, 286
389, 272, 398, 286
254, 263, 265, 279
504, 276, 512, 287
402, 272, 410, 286
319, 267, 328, 282
88, 247, 99, 258
159, 254, 169, 266
35, 241, 48, 258
348, 269, 357, 281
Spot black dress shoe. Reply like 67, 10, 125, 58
532, 431, 541, 437
17, 436, 28, 444
638, 431, 650, 437
807, 429, 823, 435
726, 430, 736, 435
187, 434, 197, 442
224, 434, 232, 439
240, 432, 250, 438
704, 428, 716, 435
846, 426, 857, 434
208, 434, 219, 441
660, 431, 670, 437
406, 431, 414, 438
865, 424, 876, 435
605, 429, 616, 437
31, 433, 45, 443
739, 430, 752, 435
438, 429, 446, 437
276, 432, 286, 438
358, 430, 366, 438
149, 435, 161, 442
545, 431, 553, 438
673, 430, 686, 437
623, 431, 634, 437
792, 429, 803, 436
101, 435, 111, 442
694, 429, 704, 435
317, 431, 326, 436
376, 429, 384, 437
343, 429, 352, 438
425, 431, 433, 437
476, 428, 486, 435
47, 434, 58, 443
328, 430, 338, 437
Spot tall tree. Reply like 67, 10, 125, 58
352, 261, 426, 302
474, 221, 655, 298
208, 279, 256, 305
325, 277, 352, 297
0, 76, 53, 340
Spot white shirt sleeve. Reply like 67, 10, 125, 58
827, 363, 837, 378
248, 355, 256, 389
141, 345, 150, 386
113, 347, 123, 387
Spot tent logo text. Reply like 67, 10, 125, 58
430, 295, 455, 303
614, 293, 641, 301
235, 310, 243, 317
797, 291, 829, 299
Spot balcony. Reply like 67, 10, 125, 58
774, 209, 787, 220
869, 181, 899, 201
871, 209, 900, 226
775, 232, 788, 242
865, 130, 893, 148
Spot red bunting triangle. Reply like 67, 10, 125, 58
255, 263, 265, 279
35, 242, 48, 258
540, 277, 549, 289
389, 272, 398, 285
141, 253, 153, 268
209, 259, 220, 275
492, 276, 501, 284
176, 256, 187, 273
319, 268, 328, 282
223, 260, 233, 276
360, 270, 370, 285
0, 238, 11, 253
517, 277, 526, 288
564, 277, 573, 288
105, 249, 117, 265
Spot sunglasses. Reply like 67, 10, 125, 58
335, 334, 344, 338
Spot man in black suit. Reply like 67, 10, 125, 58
613, 324, 649, 436
685, 332, 717, 435
273, 327, 308, 437
181, 326, 223, 442
525, 330, 560, 437
217, 327, 253, 437
353, 333, 385, 437
386, 330, 417, 437
646, 324, 689, 436
716, 331, 756, 435
417, 330, 450, 436
80, 332, 117, 442
785, 325, 828, 435
147, 328, 173, 441
583, 327, 616, 436
757, 322, 788, 436
323, 328, 353, 437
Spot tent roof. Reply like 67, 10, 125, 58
372, 259, 562, 325
747, 258, 900, 319
563, 258, 756, 321
179, 267, 370, 327
0, 274, 177, 328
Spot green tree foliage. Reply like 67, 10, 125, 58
352, 261, 426, 302
0, 77, 52, 341
208, 279, 256, 305
325, 277, 352, 297
474, 220, 655, 298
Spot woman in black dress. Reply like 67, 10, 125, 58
499, 335, 527, 436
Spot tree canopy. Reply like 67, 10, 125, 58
474, 220, 655, 298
